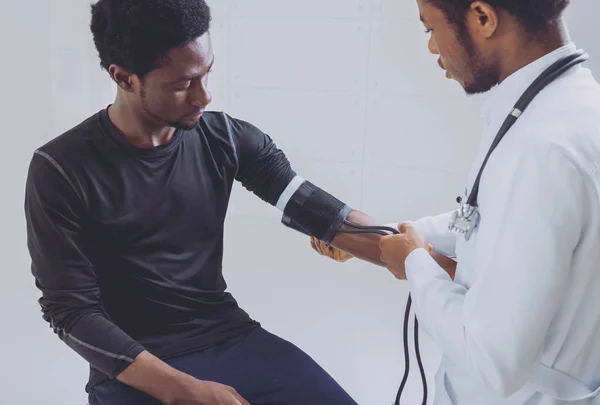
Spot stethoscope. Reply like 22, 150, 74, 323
283, 214, 426, 403
339, 48, 588, 405
449, 49, 588, 240
338, 220, 427, 405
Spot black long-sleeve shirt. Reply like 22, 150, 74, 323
24, 108, 296, 391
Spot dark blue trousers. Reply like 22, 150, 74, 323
89, 327, 358, 405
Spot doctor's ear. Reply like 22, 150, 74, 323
468, 1, 499, 39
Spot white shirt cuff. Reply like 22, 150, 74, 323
405, 247, 452, 283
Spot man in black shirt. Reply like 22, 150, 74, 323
25, 1, 393, 404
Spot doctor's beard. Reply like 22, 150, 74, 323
457, 26, 502, 95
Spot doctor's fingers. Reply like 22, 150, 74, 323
386, 263, 407, 280
379, 234, 407, 261
398, 223, 429, 250
379, 234, 405, 250
399, 222, 421, 239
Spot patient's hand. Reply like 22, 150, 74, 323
310, 237, 354, 262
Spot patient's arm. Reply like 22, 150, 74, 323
310, 210, 457, 279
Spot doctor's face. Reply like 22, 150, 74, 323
417, 0, 501, 94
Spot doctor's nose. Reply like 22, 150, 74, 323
428, 36, 439, 55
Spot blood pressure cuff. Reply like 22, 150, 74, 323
278, 177, 352, 244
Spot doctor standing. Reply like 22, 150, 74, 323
314, 0, 600, 403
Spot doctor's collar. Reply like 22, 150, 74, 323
479, 42, 577, 127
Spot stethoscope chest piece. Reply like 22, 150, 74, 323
449, 197, 480, 241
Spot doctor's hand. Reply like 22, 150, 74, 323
379, 223, 430, 280
310, 237, 354, 262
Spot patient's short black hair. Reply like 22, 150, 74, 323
90, 0, 212, 78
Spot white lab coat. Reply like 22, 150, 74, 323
406, 43, 600, 404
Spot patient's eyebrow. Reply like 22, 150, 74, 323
171, 59, 215, 83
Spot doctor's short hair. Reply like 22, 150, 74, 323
90, 0, 212, 78
427, 0, 570, 34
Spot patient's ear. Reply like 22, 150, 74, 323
109, 65, 137, 93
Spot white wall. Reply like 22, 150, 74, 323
1, 1, 597, 405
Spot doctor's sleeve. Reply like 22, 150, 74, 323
410, 211, 457, 258
404, 143, 587, 396
387, 211, 457, 258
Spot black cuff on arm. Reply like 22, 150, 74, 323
221, 113, 351, 243
281, 180, 352, 244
